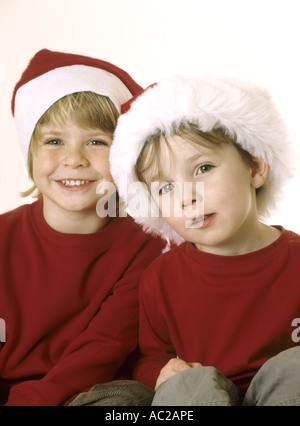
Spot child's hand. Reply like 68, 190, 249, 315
155, 358, 202, 390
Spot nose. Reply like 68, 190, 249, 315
180, 181, 204, 217
62, 146, 89, 168
181, 182, 198, 208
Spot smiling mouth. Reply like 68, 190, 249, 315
59, 180, 92, 187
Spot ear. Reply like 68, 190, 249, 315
250, 157, 269, 189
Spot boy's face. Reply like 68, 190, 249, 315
147, 135, 264, 255
32, 119, 114, 222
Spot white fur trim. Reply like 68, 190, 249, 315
110, 75, 295, 243
14, 65, 132, 164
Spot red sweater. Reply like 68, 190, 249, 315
0, 201, 164, 406
134, 227, 300, 396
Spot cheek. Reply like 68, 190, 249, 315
93, 153, 113, 180
100, 160, 113, 182
32, 153, 57, 181
209, 175, 253, 217
161, 199, 187, 231
209, 168, 251, 199
158, 194, 178, 219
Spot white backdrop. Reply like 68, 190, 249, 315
1, 0, 300, 232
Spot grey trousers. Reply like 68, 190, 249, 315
152, 346, 300, 406
69, 380, 154, 406
69, 346, 300, 406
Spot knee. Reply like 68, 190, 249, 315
69, 380, 154, 406
244, 347, 300, 406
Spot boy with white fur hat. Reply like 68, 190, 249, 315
110, 75, 300, 405
0, 49, 164, 406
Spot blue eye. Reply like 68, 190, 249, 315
159, 182, 175, 195
196, 164, 213, 174
46, 139, 62, 145
89, 140, 109, 146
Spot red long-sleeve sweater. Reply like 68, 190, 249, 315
134, 227, 300, 396
0, 200, 164, 406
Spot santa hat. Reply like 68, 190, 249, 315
110, 75, 295, 245
11, 48, 143, 164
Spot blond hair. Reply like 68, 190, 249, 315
135, 124, 254, 186
23, 91, 119, 198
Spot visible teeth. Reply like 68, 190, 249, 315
61, 180, 89, 186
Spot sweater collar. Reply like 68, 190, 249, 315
29, 199, 130, 249
184, 226, 289, 269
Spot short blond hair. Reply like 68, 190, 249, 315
136, 124, 254, 186
23, 91, 119, 199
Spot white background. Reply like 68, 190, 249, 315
1, 0, 300, 232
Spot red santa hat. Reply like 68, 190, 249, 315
110, 75, 295, 245
12, 48, 143, 164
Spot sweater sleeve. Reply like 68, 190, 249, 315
4, 242, 160, 407
133, 268, 176, 389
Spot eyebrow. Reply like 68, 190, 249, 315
40, 130, 65, 137
150, 174, 173, 183
40, 129, 112, 140
189, 153, 203, 162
